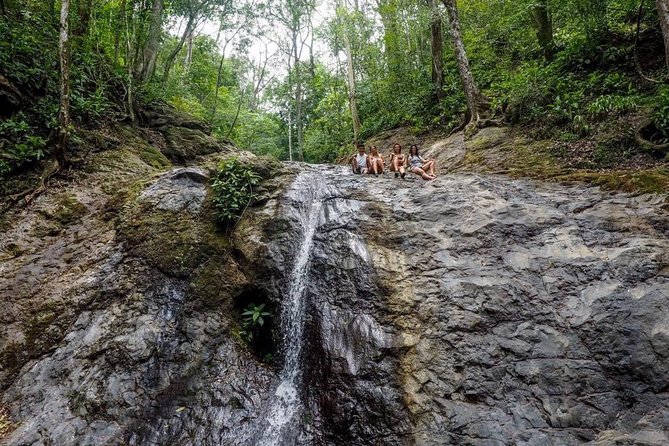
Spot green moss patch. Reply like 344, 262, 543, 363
119, 198, 229, 278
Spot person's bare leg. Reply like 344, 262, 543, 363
427, 160, 436, 176
399, 165, 406, 178
376, 159, 384, 174
351, 158, 358, 173
371, 159, 379, 174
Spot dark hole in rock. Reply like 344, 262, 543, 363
233, 286, 277, 364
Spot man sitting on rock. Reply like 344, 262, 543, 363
349, 144, 369, 175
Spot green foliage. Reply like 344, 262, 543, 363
653, 87, 669, 145
239, 303, 271, 343
211, 157, 260, 226
0, 113, 47, 175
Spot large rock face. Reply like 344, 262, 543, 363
1, 157, 668, 445
239, 165, 669, 445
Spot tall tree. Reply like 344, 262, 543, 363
268, 0, 313, 161
428, 0, 445, 101
531, 0, 554, 61
56, 0, 71, 166
442, 0, 488, 131
657, 0, 669, 76
375, 0, 402, 80
137, 0, 163, 82
334, 0, 361, 144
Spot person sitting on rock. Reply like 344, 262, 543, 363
350, 144, 369, 175
407, 144, 436, 180
368, 145, 384, 176
389, 143, 406, 179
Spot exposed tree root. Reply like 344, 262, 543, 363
635, 119, 669, 152
2, 159, 61, 214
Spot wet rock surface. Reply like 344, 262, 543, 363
241, 165, 669, 445
2, 158, 668, 445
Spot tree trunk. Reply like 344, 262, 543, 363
114, 0, 125, 64
138, 0, 163, 82
184, 31, 194, 70
163, 14, 195, 82
292, 28, 304, 161
376, 0, 402, 80
124, 0, 136, 122
288, 106, 293, 161
74, 0, 92, 36
531, 0, 554, 61
657, 0, 669, 76
343, 29, 361, 144
56, 0, 71, 167
429, 0, 445, 101
442, 0, 487, 128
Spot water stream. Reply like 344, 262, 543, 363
256, 173, 325, 445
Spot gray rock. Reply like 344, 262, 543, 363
2, 162, 668, 446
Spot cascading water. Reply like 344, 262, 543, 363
256, 172, 325, 446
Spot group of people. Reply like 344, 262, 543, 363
350, 143, 437, 180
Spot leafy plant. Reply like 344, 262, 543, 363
210, 157, 260, 226
0, 113, 48, 176
239, 303, 271, 343
653, 87, 669, 145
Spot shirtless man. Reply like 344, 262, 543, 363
350, 144, 369, 174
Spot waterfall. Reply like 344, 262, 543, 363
257, 173, 324, 445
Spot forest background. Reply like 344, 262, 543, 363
1, 0, 669, 180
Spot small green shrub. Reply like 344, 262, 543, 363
211, 157, 260, 226
239, 303, 271, 343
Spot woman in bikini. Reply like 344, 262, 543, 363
368, 145, 384, 175
407, 144, 436, 180
389, 143, 406, 179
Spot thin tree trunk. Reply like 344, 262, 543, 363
442, 0, 487, 127
114, 0, 126, 64
288, 107, 293, 161
531, 0, 554, 61
138, 0, 163, 82
125, 0, 136, 122
657, 0, 669, 76
56, 0, 71, 167
376, 0, 402, 79
343, 31, 361, 144
292, 28, 304, 161
429, 0, 445, 101
163, 14, 195, 82
184, 31, 194, 70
